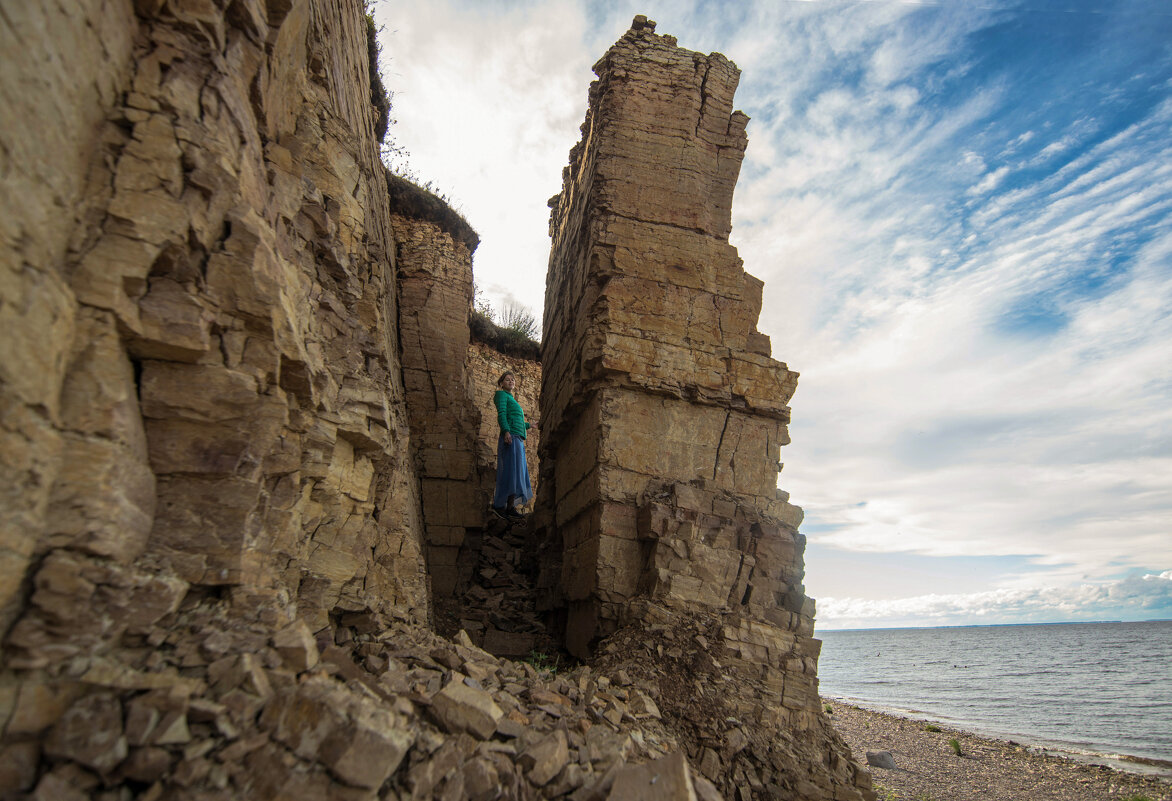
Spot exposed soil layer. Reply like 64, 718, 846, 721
825, 700, 1172, 801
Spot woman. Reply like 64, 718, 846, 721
492, 371, 532, 520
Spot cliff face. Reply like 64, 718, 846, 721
0, 0, 139, 637
0, 0, 434, 784
390, 185, 483, 600
1, 0, 430, 644
536, 16, 869, 799
540, 17, 803, 656
0, 5, 871, 800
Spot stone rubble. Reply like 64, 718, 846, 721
2, 583, 740, 800
434, 517, 560, 661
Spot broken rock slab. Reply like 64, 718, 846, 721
607, 751, 695, 801
272, 619, 320, 672
431, 679, 504, 739
520, 728, 569, 787
43, 692, 128, 775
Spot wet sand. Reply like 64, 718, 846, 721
824, 699, 1172, 801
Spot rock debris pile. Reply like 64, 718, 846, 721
6, 585, 729, 800
434, 519, 560, 661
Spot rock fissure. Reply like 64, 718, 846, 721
713, 410, 732, 481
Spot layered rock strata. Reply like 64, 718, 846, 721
0, 0, 432, 793
539, 16, 870, 800
390, 178, 484, 598
1, 0, 431, 642
541, 13, 802, 662
389, 192, 546, 615
0, 0, 140, 637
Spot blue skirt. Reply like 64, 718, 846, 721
493, 434, 532, 508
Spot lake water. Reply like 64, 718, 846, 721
816, 620, 1172, 771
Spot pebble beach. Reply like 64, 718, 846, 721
825, 700, 1172, 801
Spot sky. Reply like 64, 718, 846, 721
372, 0, 1172, 630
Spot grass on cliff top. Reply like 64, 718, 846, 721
470, 309, 540, 361
386, 171, 479, 253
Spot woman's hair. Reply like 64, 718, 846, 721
497, 371, 516, 387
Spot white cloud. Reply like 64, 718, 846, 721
731, 13, 1172, 603
818, 571, 1172, 630
967, 164, 1010, 195
372, 0, 595, 320
375, 1, 1172, 626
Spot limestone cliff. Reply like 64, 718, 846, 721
0, 4, 872, 800
540, 16, 803, 654
390, 175, 483, 600
536, 15, 870, 799
1, 0, 430, 641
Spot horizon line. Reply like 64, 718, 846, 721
819, 618, 1172, 633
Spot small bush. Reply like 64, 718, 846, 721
470, 309, 540, 360
948, 738, 963, 756
823, 703, 834, 714
923, 723, 941, 733
498, 299, 540, 341
386, 171, 478, 252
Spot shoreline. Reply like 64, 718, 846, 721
823, 698, 1172, 801
824, 693, 1172, 778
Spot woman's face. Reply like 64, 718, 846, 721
501, 374, 516, 392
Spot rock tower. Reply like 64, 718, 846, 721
541, 14, 807, 667
537, 15, 870, 796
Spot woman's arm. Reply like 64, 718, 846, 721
494, 392, 513, 443
494, 391, 510, 431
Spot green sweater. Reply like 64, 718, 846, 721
494, 390, 530, 438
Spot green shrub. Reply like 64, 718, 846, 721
923, 723, 941, 733
469, 308, 540, 360
525, 649, 560, 675
823, 703, 834, 714
948, 738, 963, 756
498, 300, 540, 341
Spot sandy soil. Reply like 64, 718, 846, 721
824, 699, 1172, 801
